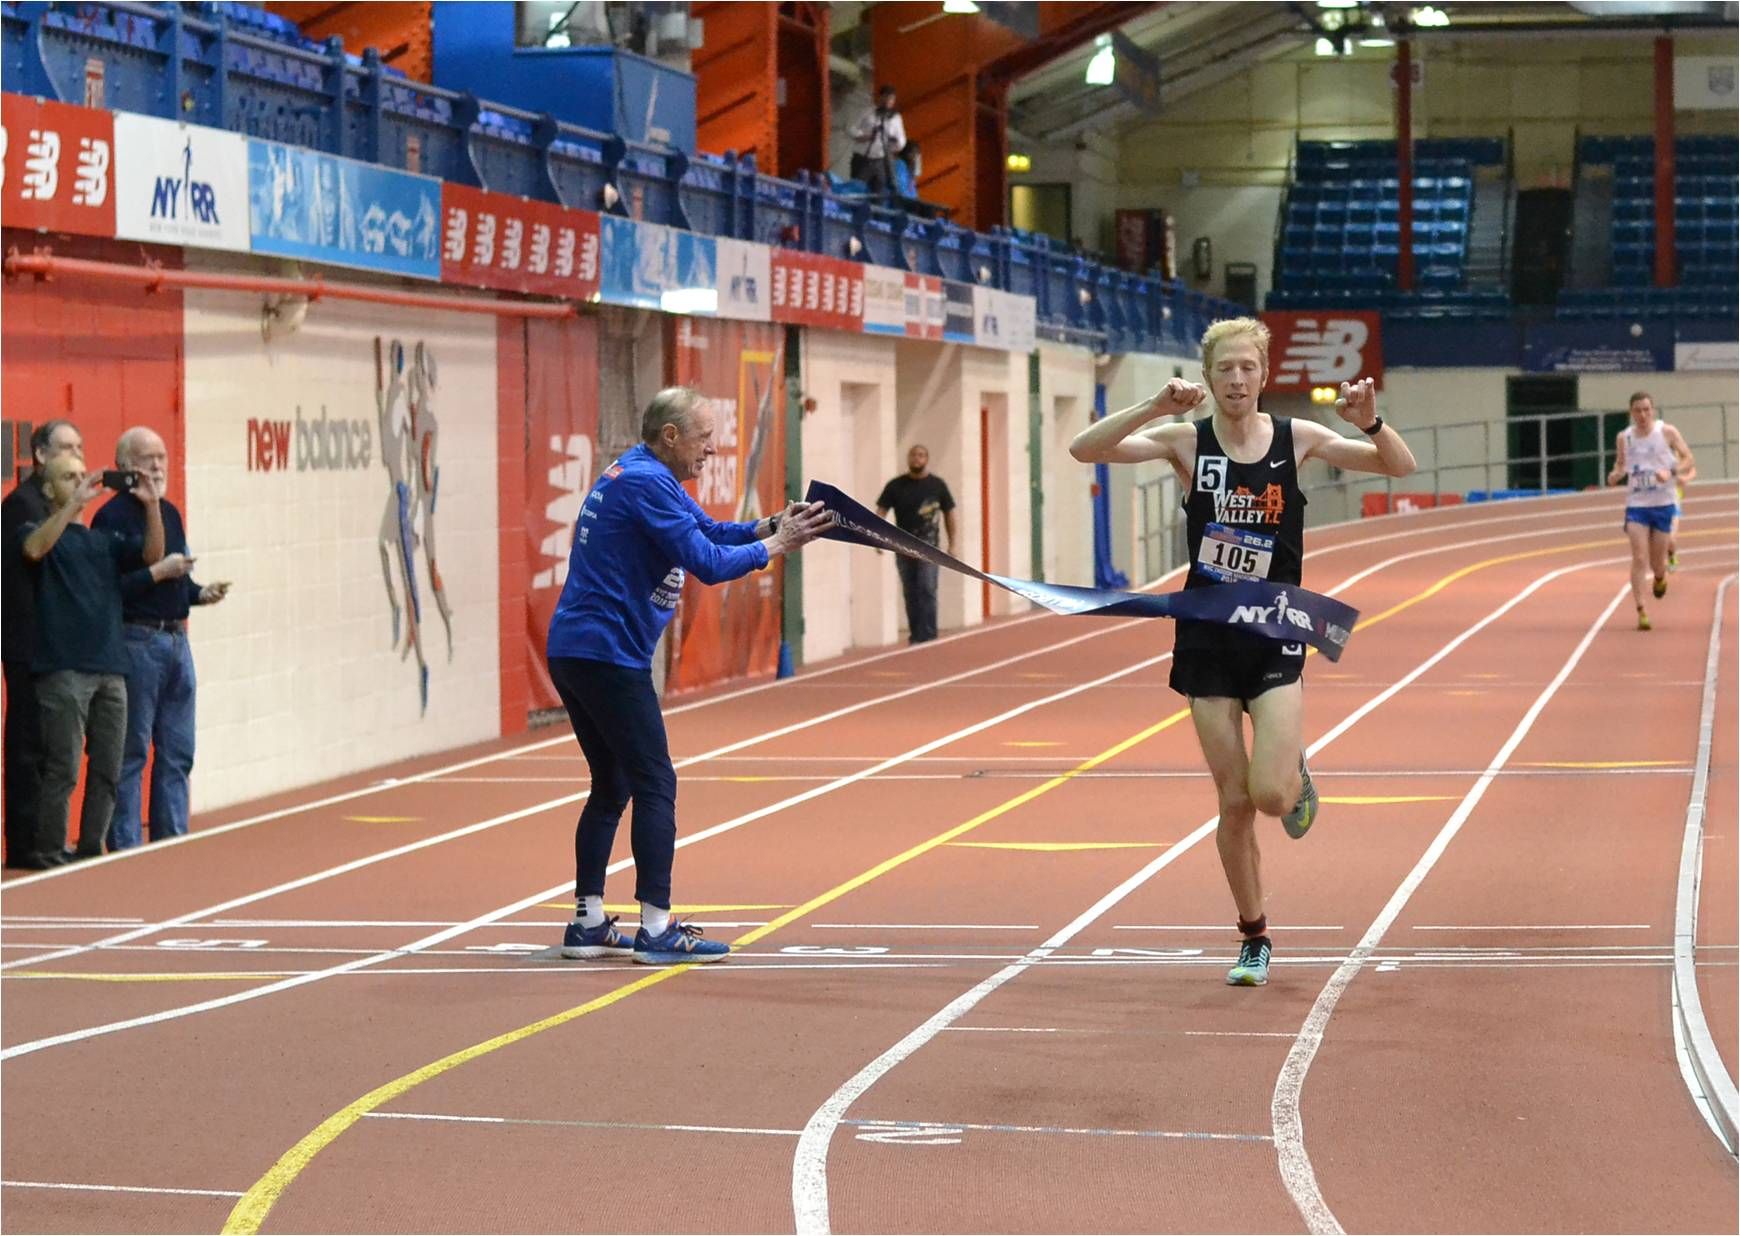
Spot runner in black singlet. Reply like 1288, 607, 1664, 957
1069, 317, 1416, 987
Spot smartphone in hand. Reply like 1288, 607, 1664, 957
101, 470, 139, 492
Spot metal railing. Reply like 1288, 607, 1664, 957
1131, 402, 1736, 571
1300, 401, 1735, 526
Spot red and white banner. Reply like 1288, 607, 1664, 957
440, 183, 600, 300
770, 250, 863, 332
1262, 310, 1384, 391
2, 93, 114, 237
904, 273, 944, 340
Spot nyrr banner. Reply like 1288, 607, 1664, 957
972, 285, 1036, 353
441, 183, 600, 300
807, 480, 1360, 660
248, 139, 441, 278
113, 113, 250, 251
1262, 311, 1385, 392
667, 319, 787, 692
1, 92, 114, 237
715, 238, 772, 320
524, 315, 602, 711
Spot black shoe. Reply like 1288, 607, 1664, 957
70, 848, 103, 861
12, 852, 59, 870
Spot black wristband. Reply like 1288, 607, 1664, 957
1359, 416, 1384, 436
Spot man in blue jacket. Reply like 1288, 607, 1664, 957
547, 386, 832, 964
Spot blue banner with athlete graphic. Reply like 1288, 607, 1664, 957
806, 480, 1360, 660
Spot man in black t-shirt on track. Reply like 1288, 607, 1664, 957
877, 445, 957, 644
1070, 317, 1416, 987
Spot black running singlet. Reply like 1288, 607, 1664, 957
1176, 415, 1306, 653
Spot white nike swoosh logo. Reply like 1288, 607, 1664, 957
1270, 459, 1285, 469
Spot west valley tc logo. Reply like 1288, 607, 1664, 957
1262, 311, 1385, 391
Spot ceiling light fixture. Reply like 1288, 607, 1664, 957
1410, 4, 1451, 26
942, 0, 980, 13
1315, 0, 1358, 8
1085, 34, 1115, 86
1006, 152, 1032, 172
1314, 35, 1338, 55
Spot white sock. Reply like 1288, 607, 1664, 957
578, 895, 605, 928
640, 902, 671, 936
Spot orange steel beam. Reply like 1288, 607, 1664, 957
776, 2, 830, 179
694, 2, 778, 169
268, 2, 433, 80
871, 2, 1156, 229
3, 250, 577, 319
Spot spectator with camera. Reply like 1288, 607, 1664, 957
17, 451, 187, 866
851, 84, 907, 196
93, 427, 230, 851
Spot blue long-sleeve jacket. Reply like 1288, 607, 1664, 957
546, 443, 768, 670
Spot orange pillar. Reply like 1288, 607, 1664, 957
693, 3, 778, 169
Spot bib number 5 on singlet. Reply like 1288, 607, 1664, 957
1197, 522, 1275, 584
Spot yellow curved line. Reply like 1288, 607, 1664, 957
226, 532, 1728, 1232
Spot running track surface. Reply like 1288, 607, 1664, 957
3, 487, 1736, 1235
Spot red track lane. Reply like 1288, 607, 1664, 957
1, 489, 1734, 1235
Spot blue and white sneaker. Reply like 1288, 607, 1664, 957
560, 915, 636, 960
1226, 935, 1272, 986
633, 919, 731, 965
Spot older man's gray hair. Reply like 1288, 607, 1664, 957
115, 426, 159, 467
641, 387, 704, 444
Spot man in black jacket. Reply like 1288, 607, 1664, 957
2, 420, 83, 868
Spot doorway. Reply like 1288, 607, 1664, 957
1511, 189, 1574, 307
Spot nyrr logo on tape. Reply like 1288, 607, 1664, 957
1227, 589, 1314, 633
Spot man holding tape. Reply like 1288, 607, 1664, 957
547, 387, 832, 965
1071, 317, 1415, 986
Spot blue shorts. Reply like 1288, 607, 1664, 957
1625, 505, 1676, 535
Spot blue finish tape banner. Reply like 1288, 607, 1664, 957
248, 140, 441, 279
806, 480, 1359, 661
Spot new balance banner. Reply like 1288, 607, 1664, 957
807, 480, 1360, 660
2, 92, 114, 237
1263, 311, 1385, 391
524, 314, 602, 711
770, 250, 863, 331
441, 183, 600, 300
667, 319, 787, 692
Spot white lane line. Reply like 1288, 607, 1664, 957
791, 552, 1637, 1235
1272, 581, 1632, 1236
9, 490, 1695, 889
0, 571, 1155, 891
1671, 573, 1738, 1154
0, 638, 1186, 1059
363, 1111, 804, 1137
942, 1026, 1302, 1039
0, 614, 1152, 979
2, 1179, 244, 1198
839, 1117, 1271, 1144
1412, 924, 1651, 931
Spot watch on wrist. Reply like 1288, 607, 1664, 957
1360, 416, 1384, 436
768, 513, 780, 535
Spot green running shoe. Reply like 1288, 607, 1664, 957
1282, 753, 1318, 840
1227, 935, 1271, 986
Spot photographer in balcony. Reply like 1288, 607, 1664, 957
851, 84, 908, 196
16, 452, 188, 867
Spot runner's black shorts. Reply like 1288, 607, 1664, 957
1168, 624, 1305, 703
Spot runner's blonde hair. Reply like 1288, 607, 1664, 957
1200, 317, 1272, 375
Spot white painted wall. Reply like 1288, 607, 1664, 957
799, 330, 900, 661
183, 293, 501, 811
1036, 341, 1101, 588
892, 340, 1031, 634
